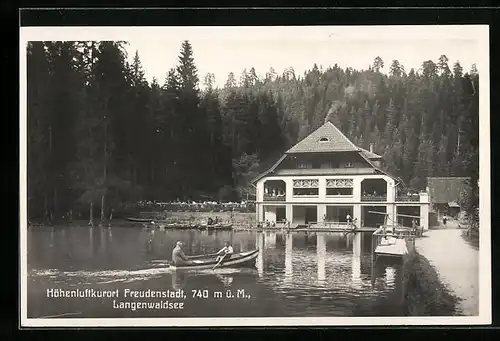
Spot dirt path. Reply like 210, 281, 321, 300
415, 222, 479, 316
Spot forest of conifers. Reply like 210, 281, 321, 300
26, 40, 479, 220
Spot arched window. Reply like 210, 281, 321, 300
319, 137, 329, 143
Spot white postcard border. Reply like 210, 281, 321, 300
19, 24, 491, 327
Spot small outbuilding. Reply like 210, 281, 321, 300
426, 177, 471, 218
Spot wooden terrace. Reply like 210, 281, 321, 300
234, 221, 378, 233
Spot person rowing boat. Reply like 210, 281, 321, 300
216, 242, 233, 261
212, 242, 233, 269
171, 241, 189, 266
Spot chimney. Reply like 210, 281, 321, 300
369, 143, 374, 153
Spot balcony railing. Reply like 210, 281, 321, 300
263, 194, 286, 202
361, 194, 387, 202
396, 195, 420, 202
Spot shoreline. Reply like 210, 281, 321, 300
403, 252, 460, 316
413, 228, 479, 316
461, 229, 479, 250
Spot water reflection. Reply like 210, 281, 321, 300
215, 273, 234, 287
100, 227, 106, 252
317, 234, 326, 284
385, 267, 396, 288
171, 271, 187, 290
256, 232, 264, 277
351, 232, 362, 288
284, 232, 293, 283
265, 231, 277, 248
49, 226, 54, 248
89, 227, 93, 256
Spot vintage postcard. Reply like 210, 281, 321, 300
20, 24, 491, 327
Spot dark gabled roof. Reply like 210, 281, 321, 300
427, 177, 471, 204
273, 168, 378, 176
251, 121, 400, 185
357, 150, 401, 184
286, 121, 359, 154
359, 147, 382, 160
250, 154, 287, 184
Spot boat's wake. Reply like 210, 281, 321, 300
28, 263, 257, 287
28, 266, 173, 284
150, 260, 171, 266
193, 268, 258, 276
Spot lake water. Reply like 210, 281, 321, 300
26, 223, 406, 318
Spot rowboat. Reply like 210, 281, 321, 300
126, 217, 154, 223
204, 223, 233, 231
168, 249, 259, 270
156, 221, 203, 229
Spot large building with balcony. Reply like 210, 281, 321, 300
251, 121, 430, 230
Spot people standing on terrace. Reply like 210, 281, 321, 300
346, 213, 353, 226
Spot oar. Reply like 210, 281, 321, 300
212, 255, 224, 270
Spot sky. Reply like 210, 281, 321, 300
122, 26, 485, 88
21, 25, 488, 89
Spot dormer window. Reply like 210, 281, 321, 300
319, 137, 329, 143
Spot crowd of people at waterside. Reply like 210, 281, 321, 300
136, 200, 255, 213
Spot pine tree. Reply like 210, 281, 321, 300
175, 40, 204, 198
438, 55, 451, 76
27, 42, 51, 218
265, 67, 277, 82
176, 40, 199, 92
203, 73, 216, 91
373, 56, 384, 73
128, 50, 150, 186
225, 72, 237, 88
130, 50, 146, 87
44, 42, 85, 216
240, 69, 250, 87
389, 60, 404, 77
200, 87, 229, 193
384, 98, 397, 142
248, 67, 259, 87
434, 134, 449, 176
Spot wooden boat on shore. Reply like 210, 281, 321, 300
126, 217, 154, 223
204, 223, 233, 231
175, 224, 202, 230
168, 249, 259, 270
152, 221, 198, 229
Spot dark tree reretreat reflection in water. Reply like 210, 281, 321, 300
27, 224, 406, 318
